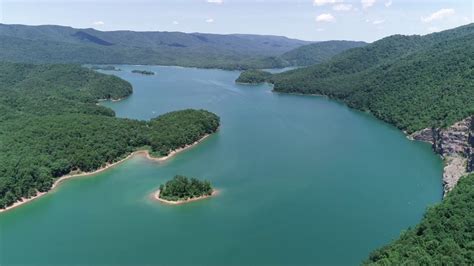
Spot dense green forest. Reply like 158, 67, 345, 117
158, 175, 213, 201
279, 40, 367, 66
225, 40, 367, 69
365, 174, 474, 265
132, 70, 155, 75
0, 24, 365, 70
268, 23, 474, 133
0, 62, 220, 208
0, 24, 308, 70
236, 70, 272, 84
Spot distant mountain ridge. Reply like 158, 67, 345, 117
0, 23, 311, 69
0, 23, 365, 69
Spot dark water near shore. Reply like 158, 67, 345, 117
0, 65, 443, 265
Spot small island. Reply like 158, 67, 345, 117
90, 65, 121, 71
236, 69, 272, 84
132, 70, 155, 75
154, 175, 216, 204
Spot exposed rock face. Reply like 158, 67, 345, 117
442, 156, 467, 194
410, 116, 473, 196
468, 119, 474, 172
408, 127, 436, 143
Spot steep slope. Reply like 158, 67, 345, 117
235, 40, 368, 69
279, 40, 367, 66
0, 24, 309, 69
411, 117, 473, 195
271, 23, 474, 133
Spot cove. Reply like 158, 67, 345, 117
0, 65, 443, 265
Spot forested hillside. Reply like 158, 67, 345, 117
270, 23, 474, 133
0, 24, 309, 70
0, 24, 367, 70
279, 40, 367, 66
0, 63, 220, 208
365, 174, 474, 265
238, 40, 367, 69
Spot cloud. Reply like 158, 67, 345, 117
205, 18, 214, 23
313, 0, 339, 6
365, 18, 384, 24
316, 28, 325, 32
333, 4, 352, 11
207, 0, 223, 4
172, 21, 179, 25
421, 8, 455, 23
385, 0, 392, 7
316, 13, 335, 23
372, 19, 385, 25
427, 26, 440, 32
361, 0, 376, 9
92, 21, 104, 26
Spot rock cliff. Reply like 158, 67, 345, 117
468, 120, 474, 172
410, 116, 473, 196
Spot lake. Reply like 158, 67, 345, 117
0, 65, 443, 265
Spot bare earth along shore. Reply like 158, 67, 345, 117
0, 133, 212, 213
152, 189, 219, 205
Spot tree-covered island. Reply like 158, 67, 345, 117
155, 175, 214, 204
132, 70, 155, 75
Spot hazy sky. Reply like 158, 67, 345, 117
0, 0, 472, 41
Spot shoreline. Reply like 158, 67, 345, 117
139, 133, 212, 162
408, 116, 473, 197
152, 189, 218, 205
272, 90, 326, 98
0, 133, 213, 213
235, 81, 266, 86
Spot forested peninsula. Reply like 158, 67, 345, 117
132, 70, 155, 75
0, 62, 220, 209
236, 70, 272, 84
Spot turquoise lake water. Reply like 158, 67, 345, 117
0, 65, 443, 265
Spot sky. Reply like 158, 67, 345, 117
0, 0, 472, 42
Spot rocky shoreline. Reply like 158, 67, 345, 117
409, 116, 473, 196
